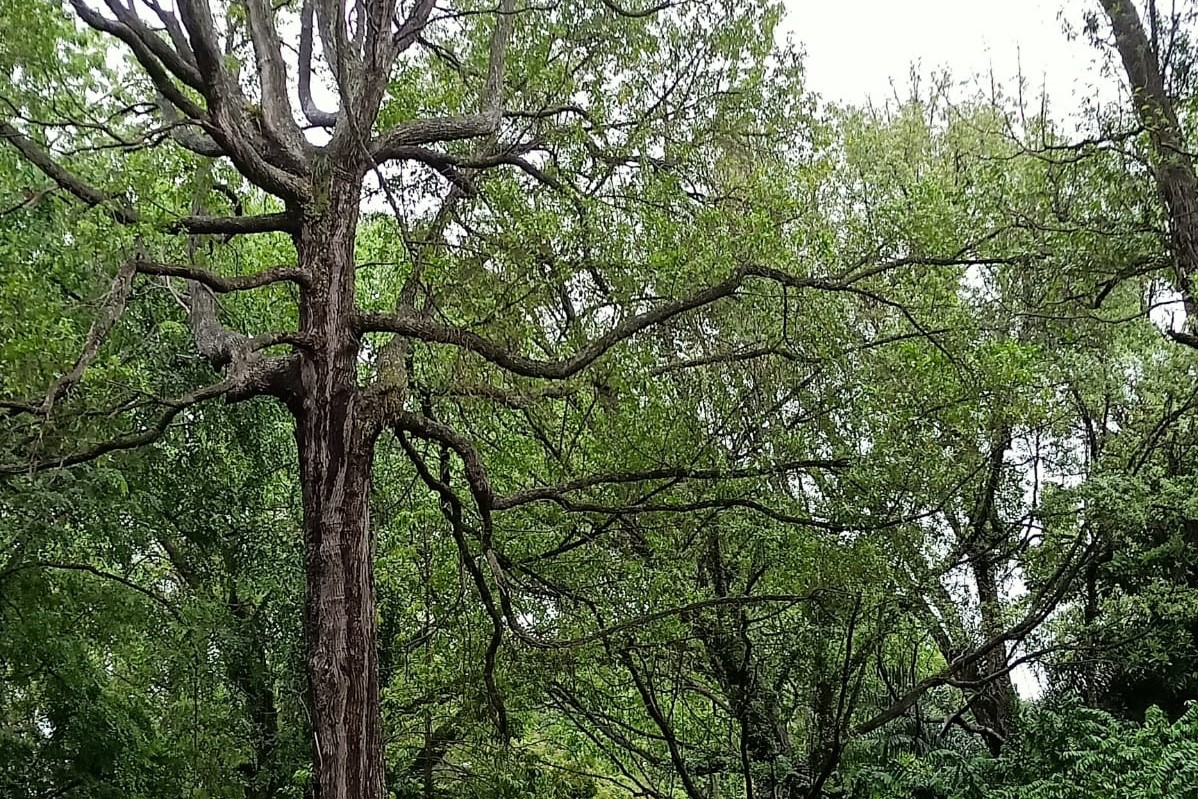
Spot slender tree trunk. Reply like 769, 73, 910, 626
294, 173, 385, 799
695, 534, 804, 798
967, 552, 1018, 755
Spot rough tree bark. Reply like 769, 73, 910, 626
1100, 0, 1198, 333
294, 175, 384, 797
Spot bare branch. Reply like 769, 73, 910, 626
168, 212, 299, 235
372, 113, 504, 161
143, 0, 199, 72
1, 119, 137, 223
244, 0, 304, 160
68, 0, 207, 121
167, 0, 310, 195
102, 0, 204, 89
483, 0, 517, 114
394, 0, 436, 52
134, 260, 310, 291
299, 0, 338, 127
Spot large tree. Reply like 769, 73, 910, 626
0, 1, 870, 796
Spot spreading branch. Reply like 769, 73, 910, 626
0, 119, 297, 234
40, 261, 137, 417
0, 369, 285, 476
494, 459, 851, 510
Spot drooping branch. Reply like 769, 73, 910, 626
620, 651, 705, 799
378, 144, 571, 192
427, 379, 586, 409
512, 495, 848, 531
395, 431, 509, 738
0, 560, 184, 623
599, 0, 675, 18
0, 371, 279, 476
356, 264, 840, 379
358, 251, 1018, 380
518, 592, 835, 652
855, 530, 1094, 735
391, 410, 496, 532
1, 119, 137, 223
0, 119, 298, 234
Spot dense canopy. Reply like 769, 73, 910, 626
3, 1, 1198, 798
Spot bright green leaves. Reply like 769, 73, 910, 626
851, 700, 1198, 799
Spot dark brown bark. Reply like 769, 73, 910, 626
962, 551, 1018, 755
1101, 0, 1198, 326
960, 436, 1018, 755
294, 173, 384, 799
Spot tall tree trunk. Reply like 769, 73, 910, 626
294, 173, 385, 799
1101, 0, 1198, 327
966, 551, 1018, 755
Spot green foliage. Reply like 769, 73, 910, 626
5, 1, 1198, 798
848, 700, 1198, 799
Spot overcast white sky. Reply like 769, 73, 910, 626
782, 0, 1107, 111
